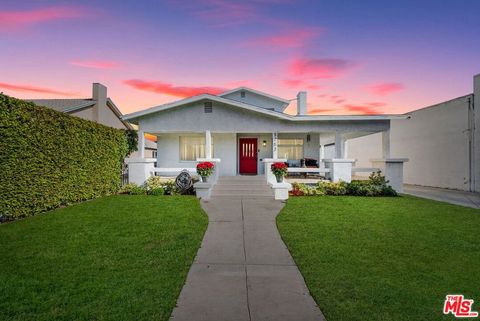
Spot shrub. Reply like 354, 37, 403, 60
144, 176, 179, 195
0, 94, 129, 221
290, 172, 397, 197
318, 181, 348, 195
148, 187, 165, 196
128, 185, 146, 195
119, 183, 140, 194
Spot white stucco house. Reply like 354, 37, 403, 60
123, 87, 408, 199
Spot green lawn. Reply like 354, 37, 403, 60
0, 195, 208, 321
277, 196, 480, 321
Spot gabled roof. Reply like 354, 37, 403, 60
28, 99, 95, 112
219, 86, 291, 104
28, 98, 133, 130
123, 94, 408, 123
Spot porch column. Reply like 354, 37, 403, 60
138, 130, 145, 158
382, 129, 391, 158
272, 132, 278, 159
205, 130, 212, 159
335, 131, 345, 158
319, 133, 325, 169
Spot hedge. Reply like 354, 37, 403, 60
0, 94, 129, 221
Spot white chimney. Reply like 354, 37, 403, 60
92, 83, 107, 122
297, 91, 307, 115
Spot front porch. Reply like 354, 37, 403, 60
128, 128, 408, 200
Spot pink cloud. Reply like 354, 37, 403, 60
0, 6, 87, 31
70, 60, 120, 69
308, 107, 339, 114
343, 102, 387, 115
283, 79, 324, 90
365, 82, 404, 96
244, 27, 321, 48
123, 79, 226, 98
289, 57, 357, 79
0, 82, 76, 96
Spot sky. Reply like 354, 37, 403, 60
1, 0, 479, 115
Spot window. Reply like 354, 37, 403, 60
179, 136, 214, 161
278, 138, 303, 160
204, 101, 212, 113
240, 91, 246, 98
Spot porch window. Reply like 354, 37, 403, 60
179, 136, 214, 161
278, 138, 303, 160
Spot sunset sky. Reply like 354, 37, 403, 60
1, 0, 479, 115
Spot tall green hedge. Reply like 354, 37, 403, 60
0, 94, 129, 221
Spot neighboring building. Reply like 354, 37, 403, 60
123, 87, 409, 193
28, 83, 157, 158
348, 74, 480, 192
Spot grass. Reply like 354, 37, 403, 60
277, 195, 480, 321
0, 195, 208, 321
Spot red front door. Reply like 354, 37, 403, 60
239, 138, 258, 174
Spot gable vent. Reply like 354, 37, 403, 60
204, 101, 213, 113
240, 91, 246, 98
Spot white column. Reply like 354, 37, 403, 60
382, 129, 391, 159
205, 130, 212, 159
272, 132, 278, 159
335, 132, 344, 158
138, 130, 145, 158
319, 133, 325, 169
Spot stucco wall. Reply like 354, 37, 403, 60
138, 101, 390, 134
222, 91, 286, 112
347, 95, 473, 190
98, 105, 126, 129
71, 107, 94, 122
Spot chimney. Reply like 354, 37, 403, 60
92, 83, 107, 122
297, 91, 307, 115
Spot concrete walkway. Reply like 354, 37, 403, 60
170, 197, 325, 321
403, 185, 480, 209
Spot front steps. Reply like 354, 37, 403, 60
211, 176, 274, 198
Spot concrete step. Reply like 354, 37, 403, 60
212, 185, 272, 192
209, 194, 274, 199
210, 191, 274, 198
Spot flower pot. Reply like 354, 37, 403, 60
201, 176, 208, 183
275, 175, 283, 183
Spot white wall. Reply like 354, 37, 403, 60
156, 133, 237, 176
348, 95, 473, 190
222, 91, 287, 112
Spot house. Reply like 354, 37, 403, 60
27, 83, 157, 158
123, 87, 409, 199
348, 73, 480, 193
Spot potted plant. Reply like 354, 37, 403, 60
271, 162, 288, 183
196, 161, 215, 182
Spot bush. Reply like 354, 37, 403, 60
128, 185, 146, 195
144, 176, 179, 195
0, 94, 129, 221
290, 172, 397, 197
119, 183, 141, 194
148, 187, 165, 196
318, 181, 348, 195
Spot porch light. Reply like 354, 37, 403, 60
262, 140, 267, 147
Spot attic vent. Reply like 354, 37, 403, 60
204, 101, 213, 113
240, 91, 246, 98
